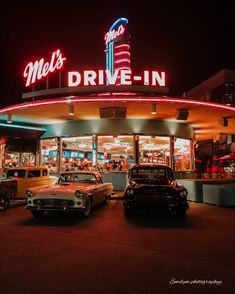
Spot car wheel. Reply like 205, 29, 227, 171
177, 209, 186, 219
31, 210, 45, 218
0, 194, 10, 212
124, 207, 134, 218
81, 197, 92, 218
104, 195, 111, 204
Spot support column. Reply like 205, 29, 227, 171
134, 135, 139, 164
38, 139, 42, 166
170, 136, 174, 170
92, 134, 97, 170
191, 139, 195, 171
58, 137, 62, 173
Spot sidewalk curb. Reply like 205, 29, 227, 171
110, 191, 124, 200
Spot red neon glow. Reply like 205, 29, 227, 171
115, 44, 130, 50
1, 137, 6, 144
115, 67, 131, 71
1, 97, 235, 115
105, 25, 125, 44
115, 51, 130, 57
115, 59, 131, 64
97, 92, 137, 96
23, 49, 66, 87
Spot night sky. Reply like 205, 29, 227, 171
0, 0, 233, 107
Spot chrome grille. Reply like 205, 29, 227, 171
33, 199, 75, 207
142, 187, 177, 196
137, 186, 178, 207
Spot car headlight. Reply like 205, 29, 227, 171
75, 190, 83, 198
180, 190, 188, 198
26, 190, 33, 198
126, 188, 134, 197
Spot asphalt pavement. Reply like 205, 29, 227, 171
0, 197, 235, 294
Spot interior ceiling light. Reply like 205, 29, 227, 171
68, 104, 75, 116
151, 104, 157, 114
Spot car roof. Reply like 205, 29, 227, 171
60, 171, 98, 175
7, 166, 48, 171
130, 164, 171, 170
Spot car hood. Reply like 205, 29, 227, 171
31, 183, 92, 195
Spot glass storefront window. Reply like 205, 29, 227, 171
61, 136, 92, 171
97, 136, 134, 172
5, 152, 20, 168
41, 138, 59, 173
174, 138, 192, 171
4, 152, 35, 168
21, 153, 35, 166
139, 136, 170, 165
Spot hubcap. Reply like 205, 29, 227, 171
84, 198, 91, 216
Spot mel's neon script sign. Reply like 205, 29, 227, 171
104, 24, 125, 44
23, 49, 66, 87
68, 70, 166, 87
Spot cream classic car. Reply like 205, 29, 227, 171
25, 171, 113, 218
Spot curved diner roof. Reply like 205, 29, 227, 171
0, 90, 235, 141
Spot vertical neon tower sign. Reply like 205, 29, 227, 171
104, 17, 130, 83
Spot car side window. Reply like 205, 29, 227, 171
28, 170, 41, 178
42, 170, 48, 176
73, 175, 80, 182
167, 169, 174, 179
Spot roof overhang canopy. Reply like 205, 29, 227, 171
1, 95, 235, 141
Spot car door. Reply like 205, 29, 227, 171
94, 174, 106, 203
18, 169, 41, 197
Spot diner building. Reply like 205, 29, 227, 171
0, 18, 235, 191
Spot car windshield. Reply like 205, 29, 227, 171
6, 169, 26, 178
60, 173, 97, 183
130, 167, 173, 180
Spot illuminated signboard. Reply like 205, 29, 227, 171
68, 70, 166, 87
87, 153, 92, 159
23, 49, 66, 87
62, 151, 85, 158
105, 24, 125, 44
49, 151, 58, 156
105, 18, 130, 77
63, 151, 71, 157
66, 17, 164, 88
23, 18, 166, 90
70, 152, 78, 158
98, 154, 104, 160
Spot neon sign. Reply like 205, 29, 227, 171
68, 70, 166, 87
104, 24, 125, 44
105, 18, 129, 75
23, 49, 66, 87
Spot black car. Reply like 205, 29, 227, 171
123, 164, 189, 218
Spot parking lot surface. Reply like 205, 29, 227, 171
0, 199, 235, 294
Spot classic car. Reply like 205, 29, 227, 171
25, 171, 113, 218
123, 164, 189, 218
0, 166, 58, 210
